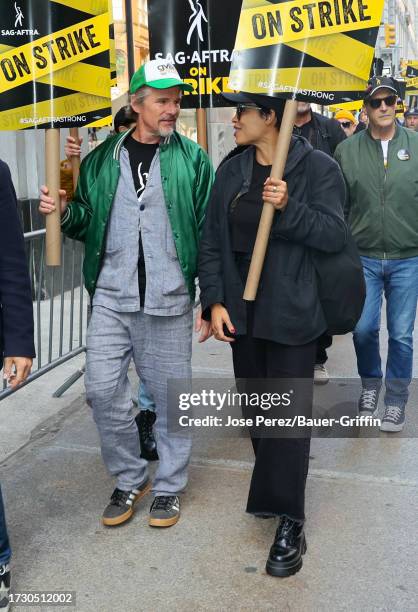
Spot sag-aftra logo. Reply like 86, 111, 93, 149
2, 2, 39, 36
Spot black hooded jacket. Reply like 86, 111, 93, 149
198, 137, 347, 346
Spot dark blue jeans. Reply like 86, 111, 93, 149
0, 484, 11, 566
353, 256, 418, 408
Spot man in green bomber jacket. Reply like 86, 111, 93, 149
335, 75, 418, 433
40, 60, 214, 528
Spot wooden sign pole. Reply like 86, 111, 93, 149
45, 128, 61, 266
196, 108, 208, 152
243, 98, 298, 301
69, 127, 81, 189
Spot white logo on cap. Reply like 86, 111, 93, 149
187, 0, 208, 46
157, 63, 177, 75
145, 60, 182, 83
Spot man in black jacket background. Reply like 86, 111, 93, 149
0, 159, 35, 611
293, 102, 346, 384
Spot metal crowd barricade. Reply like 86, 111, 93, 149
0, 229, 88, 401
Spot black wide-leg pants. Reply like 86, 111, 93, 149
231, 304, 316, 521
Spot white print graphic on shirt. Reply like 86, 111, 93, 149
136, 162, 149, 199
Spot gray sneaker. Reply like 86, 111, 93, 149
149, 495, 180, 528
102, 480, 152, 527
380, 405, 405, 432
358, 387, 380, 416
314, 364, 329, 385
0, 563, 10, 612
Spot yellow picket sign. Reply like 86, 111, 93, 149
0, 13, 109, 94
234, 0, 383, 50
230, 0, 384, 104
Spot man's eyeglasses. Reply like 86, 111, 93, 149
235, 103, 263, 120
368, 95, 397, 109
339, 121, 352, 129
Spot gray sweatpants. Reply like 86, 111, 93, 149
85, 305, 193, 496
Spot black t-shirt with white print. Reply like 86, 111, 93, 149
123, 135, 158, 305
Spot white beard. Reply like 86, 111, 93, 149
158, 125, 175, 138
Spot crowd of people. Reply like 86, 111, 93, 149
1, 60, 418, 608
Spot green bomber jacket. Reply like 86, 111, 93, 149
61, 129, 214, 299
334, 124, 418, 259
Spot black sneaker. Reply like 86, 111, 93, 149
380, 405, 405, 432
358, 387, 380, 416
102, 480, 152, 527
149, 495, 180, 528
135, 410, 159, 461
0, 563, 10, 612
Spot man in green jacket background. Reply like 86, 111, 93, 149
40, 60, 214, 528
335, 76, 418, 433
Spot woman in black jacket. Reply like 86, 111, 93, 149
198, 93, 347, 577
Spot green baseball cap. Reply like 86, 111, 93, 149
130, 59, 193, 94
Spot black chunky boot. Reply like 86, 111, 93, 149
135, 410, 159, 461
266, 517, 307, 577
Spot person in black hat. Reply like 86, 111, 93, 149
404, 107, 418, 130
199, 91, 347, 577
335, 75, 418, 433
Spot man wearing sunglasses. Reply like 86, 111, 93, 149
334, 110, 358, 137
335, 76, 418, 432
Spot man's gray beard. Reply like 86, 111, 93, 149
158, 126, 175, 138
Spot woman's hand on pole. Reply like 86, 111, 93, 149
263, 177, 288, 211
211, 304, 236, 343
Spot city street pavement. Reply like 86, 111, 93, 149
1, 310, 417, 611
